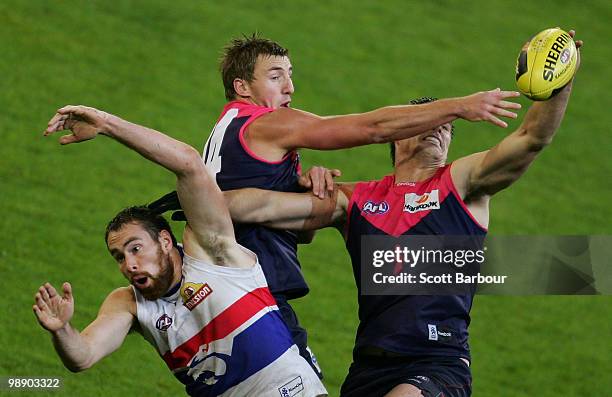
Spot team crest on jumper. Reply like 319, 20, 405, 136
155, 314, 173, 331
181, 282, 213, 311
362, 200, 389, 215
404, 190, 440, 213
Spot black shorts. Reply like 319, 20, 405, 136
274, 294, 324, 379
340, 354, 471, 397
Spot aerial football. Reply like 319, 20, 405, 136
515, 28, 577, 101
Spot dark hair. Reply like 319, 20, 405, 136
105, 206, 177, 247
389, 96, 455, 166
220, 33, 289, 101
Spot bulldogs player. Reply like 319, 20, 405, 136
33, 106, 327, 397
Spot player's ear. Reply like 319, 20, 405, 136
158, 230, 174, 253
234, 78, 251, 98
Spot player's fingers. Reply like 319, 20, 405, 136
493, 108, 518, 119
46, 113, 64, 128
39, 285, 51, 302
63, 282, 73, 300
33, 305, 45, 321
568, 29, 575, 38
324, 170, 334, 193
44, 115, 68, 135
331, 169, 342, 178
499, 100, 522, 110
58, 105, 88, 116
298, 175, 312, 189
575, 40, 583, 48
45, 282, 58, 299
59, 134, 79, 145
314, 170, 324, 198
497, 90, 521, 99
487, 115, 508, 128
35, 293, 51, 312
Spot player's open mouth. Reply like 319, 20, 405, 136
132, 276, 151, 289
280, 101, 291, 108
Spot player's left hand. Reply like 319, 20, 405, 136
299, 166, 342, 199
44, 105, 110, 145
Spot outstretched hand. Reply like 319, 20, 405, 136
298, 166, 342, 199
44, 105, 110, 145
33, 282, 74, 332
459, 89, 522, 128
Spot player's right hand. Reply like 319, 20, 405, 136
459, 89, 522, 128
44, 105, 110, 145
298, 166, 342, 199
33, 282, 74, 332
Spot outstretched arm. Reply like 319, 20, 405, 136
224, 185, 351, 231
33, 283, 134, 372
246, 89, 521, 158
44, 107, 249, 264
453, 32, 582, 199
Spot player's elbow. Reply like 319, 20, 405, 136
66, 364, 87, 373
177, 146, 206, 176
63, 359, 94, 373
525, 134, 553, 153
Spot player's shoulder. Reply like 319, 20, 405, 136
224, 100, 274, 117
253, 106, 320, 129
102, 286, 136, 315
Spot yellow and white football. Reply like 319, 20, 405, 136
515, 28, 577, 101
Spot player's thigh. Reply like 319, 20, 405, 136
384, 383, 424, 397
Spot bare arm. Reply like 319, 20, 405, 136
453, 35, 582, 199
44, 107, 250, 265
247, 89, 521, 158
224, 185, 351, 231
33, 283, 134, 372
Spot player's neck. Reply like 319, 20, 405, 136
232, 97, 259, 106
393, 154, 444, 183
169, 248, 183, 286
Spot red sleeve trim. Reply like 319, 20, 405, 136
238, 108, 293, 165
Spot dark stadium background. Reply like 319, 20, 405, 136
1, 1, 610, 396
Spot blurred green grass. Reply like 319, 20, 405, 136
1, 1, 610, 396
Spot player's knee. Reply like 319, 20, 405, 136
384, 383, 424, 397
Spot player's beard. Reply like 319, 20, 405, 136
140, 246, 176, 301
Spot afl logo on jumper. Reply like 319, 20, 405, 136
404, 190, 440, 213
181, 282, 213, 311
156, 314, 173, 331
362, 200, 389, 215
